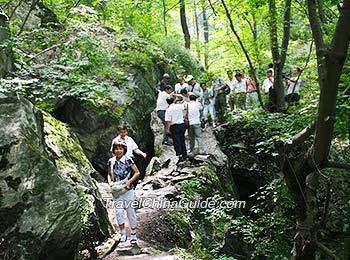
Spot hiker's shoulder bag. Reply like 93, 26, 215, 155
110, 160, 132, 198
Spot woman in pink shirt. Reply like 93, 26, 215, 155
246, 71, 259, 109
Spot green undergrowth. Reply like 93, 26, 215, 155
0, 6, 200, 118
219, 109, 350, 259
164, 161, 241, 259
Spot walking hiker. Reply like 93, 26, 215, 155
165, 97, 188, 162
187, 94, 205, 155
246, 71, 259, 109
175, 75, 188, 94
214, 78, 230, 124
262, 70, 275, 111
108, 141, 140, 244
156, 85, 173, 145
226, 69, 237, 107
233, 72, 247, 110
155, 73, 170, 98
186, 75, 203, 102
110, 126, 147, 186
110, 126, 147, 160
201, 81, 216, 128
284, 67, 303, 104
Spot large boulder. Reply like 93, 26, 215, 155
43, 112, 114, 244
0, 94, 81, 260
0, 12, 13, 78
53, 73, 156, 179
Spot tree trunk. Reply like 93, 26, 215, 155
180, 0, 191, 49
162, 0, 167, 36
281, 0, 350, 259
317, 0, 327, 23
220, 0, 265, 109
202, 3, 209, 69
194, 0, 200, 61
268, 0, 291, 111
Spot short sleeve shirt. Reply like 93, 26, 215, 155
187, 101, 202, 125
108, 155, 135, 189
110, 135, 138, 158
165, 103, 185, 125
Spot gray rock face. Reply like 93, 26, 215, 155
43, 112, 114, 243
0, 95, 81, 260
9, 1, 58, 31
52, 75, 156, 179
0, 12, 13, 78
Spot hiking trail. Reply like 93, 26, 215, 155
97, 112, 228, 260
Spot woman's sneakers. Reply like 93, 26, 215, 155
130, 229, 137, 244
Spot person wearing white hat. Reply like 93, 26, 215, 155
155, 73, 171, 98
186, 75, 203, 103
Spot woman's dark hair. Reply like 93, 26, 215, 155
112, 143, 127, 155
296, 67, 301, 73
268, 63, 273, 68
117, 125, 128, 131
166, 97, 175, 105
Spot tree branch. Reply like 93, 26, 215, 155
17, 0, 38, 36
207, 0, 217, 16
316, 242, 340, 260
28, 45, 59, 62
62, 0, 81, 24
220, 0, 265, 110
9, 0, 22, 21
288, 122, 316, 147
324, 160, 350, 170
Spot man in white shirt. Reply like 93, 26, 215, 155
156, 85, 173, 145
262, 70, 274, 94
165, 97, 187, 162
174, 75, 188, 94
186, 75, 203, 103
187, 94, 205, 155
110, 126, 147, 159
284, 67, 302, 104
233, 72, 247, 110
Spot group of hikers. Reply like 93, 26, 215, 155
106, 64, 303, 245
155, 64, 303, 162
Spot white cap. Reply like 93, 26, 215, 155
185, 75, 194, 82
163, 73, 170, 78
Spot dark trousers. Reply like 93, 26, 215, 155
170, 123, 187, 159
157, 110, 168, 142
285, 93, 300, 104
215, 93, 227, 124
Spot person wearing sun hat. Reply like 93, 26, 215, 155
186, 75, 203, 103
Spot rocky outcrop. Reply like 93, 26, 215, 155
43, 112, 114, 244
52, 70, 158, 179
0, 94, 80, 260
215, 123, 274, 210
0, 12, 13, 78
10, 1, 58, 31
